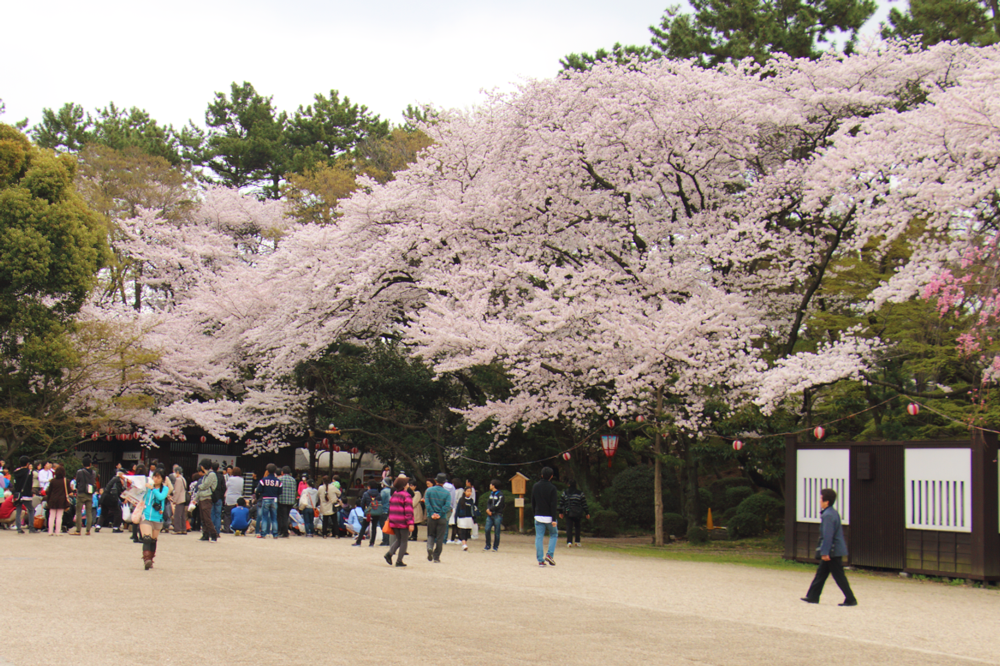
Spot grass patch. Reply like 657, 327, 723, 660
587, 533, 814, 572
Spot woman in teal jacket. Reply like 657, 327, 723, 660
139, 469, 171, 570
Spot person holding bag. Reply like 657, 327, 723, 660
383, 476, 414, 567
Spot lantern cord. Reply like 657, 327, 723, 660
441, 424, 606, 467
716, 394, 1000, 442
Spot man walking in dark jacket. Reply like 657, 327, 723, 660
802, 488, 858, 606
532, 467, 559, 566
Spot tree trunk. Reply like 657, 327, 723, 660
654, 385, 664, 546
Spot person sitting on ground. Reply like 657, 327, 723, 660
230, 498, 250, 535
345, 502, 364, 538
288, 507, 304, 535
0, 490, 15, 528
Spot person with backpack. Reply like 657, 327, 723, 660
97, 469, 126, 532
559, 481, 590, 548
353, 480, 385, 547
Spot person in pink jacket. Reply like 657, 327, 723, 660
383, 476, 414, 567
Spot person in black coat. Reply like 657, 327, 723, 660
532, 467, 559, 566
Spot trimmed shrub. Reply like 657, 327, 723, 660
592, 510, 620, 538
608, 466, 679, 529
698, 487, 712, 512
720, 507, 739, 526
725, 486, 753, 509
708, 477, 752, 508
727, 512, 764, 539
662, 512, 688, 538
735, 493, 784, 529
687, 525, 709, 544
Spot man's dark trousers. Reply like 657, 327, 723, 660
805, 556, 856, 604
426, 516, 447, 562
278, 503, 293, 537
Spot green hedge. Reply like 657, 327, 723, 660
727, 512, 764, 539
735, 493, 784, 529
725, 486, 753, 509
592, 510, 620, 537
662, 512, 688, 538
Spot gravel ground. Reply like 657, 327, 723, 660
1, 529, 997, 665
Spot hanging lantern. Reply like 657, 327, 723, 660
601, 434, 619, 468
907, 403, 920, 416
333, 444, 341, 453
607, 418, 615, 429
733, 440, 744, 451
322, 438, 329, 446
814, 426, 825, 440
91, 432, 98, 441
350, 447, 359, 455
199, 435, 206, 443
562, 452, 571, 461
636, 414, 645, 423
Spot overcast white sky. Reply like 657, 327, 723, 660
2, 0, 892, 130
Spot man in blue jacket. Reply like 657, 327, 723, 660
802, 488, 858, 606
424, 473, 452, 563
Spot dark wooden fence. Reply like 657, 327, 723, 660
784, 431, 999, 581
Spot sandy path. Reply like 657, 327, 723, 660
1, 531, 996, 665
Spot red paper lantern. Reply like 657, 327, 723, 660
733, 440, 744, 451
200, 435, 207, 443
607, 418, 616, 429
814, 426, 825, 440
322, 438, 329, 446
907, 403, 920, 416
562, 452, 571, 461
91, 432, 98, 441
601, 434, 619, 468
636, 415, 645, 423
350, 447, 359, 455
332, 444, 340, 452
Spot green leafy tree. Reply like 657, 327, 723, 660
285, 90, 389, 174
32, 103, 194, 166
204, 82, 290, 198
562, 0, 877, 71
0, 124, 111, 459
881, 0, 999, 47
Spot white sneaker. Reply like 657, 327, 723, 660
566, 543, 573, 548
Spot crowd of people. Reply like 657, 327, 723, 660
2, 456, 594, 569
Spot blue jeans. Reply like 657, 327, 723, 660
258, 498, 277, 537
484, 513, 502, 550
211, 499, 222, 534
535, 519, 557, 562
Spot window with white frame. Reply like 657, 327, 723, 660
904, 448, 971, 533
796, 449, 850, 525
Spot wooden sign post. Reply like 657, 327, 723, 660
510, 472, 529, 533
